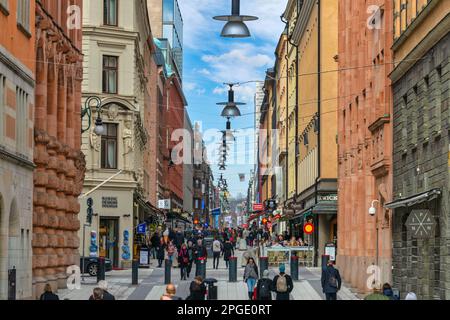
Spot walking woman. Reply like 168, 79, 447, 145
178, 243, 189, 280
243, 257, 259, 300
167, 240, 176, 264
186, 240, 195, 278
157, 238, 166, 267
223, 238, 234, 268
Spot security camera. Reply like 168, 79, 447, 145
369, 206, 376, 216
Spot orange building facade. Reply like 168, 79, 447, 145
0, 0, 36, 300
32, 0, 85, 298
337, 1, 394, 293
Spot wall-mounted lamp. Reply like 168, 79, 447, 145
369, 200, 379, 216
81, 96, 105, 135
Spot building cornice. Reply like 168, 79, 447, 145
291, 0, 315, 46
83, 26, 140, 41
0, 146, 35, 170
0, 46, 35, 87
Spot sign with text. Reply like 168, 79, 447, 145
102, 197, 118, 208
137, 223, 146, 234
158, 199, 171, 210
253, 203, 264, 212
405, 209, 436, 239
211, 208, 221, 216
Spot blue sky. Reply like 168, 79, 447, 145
178, 0, 288, 198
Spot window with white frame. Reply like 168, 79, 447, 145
16, 87, 28, 152
0, 74, 4, 143
17, 0, 30, 34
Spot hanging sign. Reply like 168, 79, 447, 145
303, 222, 314, 235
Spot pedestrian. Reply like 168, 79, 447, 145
212, 236, 222, 269
160, 283, 182, 300
90, 287, 103, 300
98, 280, 115, 300
163, 228, 170, 244
157, 238, 166, 268
243, 257, 259, 300
166, 240, 176, 264
178, 243, 190, 280
39, 284, 59, 300
256, 270, 273, 300
186, 240, 195, 278
271, 264, 294, 300
364, 287, 389, 300
382, 283, 398, 300
194, 238, 207, 276
150, 231, 160, 259
223, 237, 234, 268
175, 228, 185, 251
321, 261, 342, 300
186, 276, 207, 300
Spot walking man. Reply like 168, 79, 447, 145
321, 261, 342, 300
271, 264, 293, 300
212, 236, 222, 269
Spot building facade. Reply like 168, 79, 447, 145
183, 109, 194, 214
286, 0, 339, 267
0, 0, 35, 300
387, 0, 450, 299
337, 0, 394, 293
79, 0, 155, 269
32, 0, 86, 298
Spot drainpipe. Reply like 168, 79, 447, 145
314, 0, 321, 268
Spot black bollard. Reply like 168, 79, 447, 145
97, 257, 106, 282
132, 260, 139, 285
165, 259, 172, 284
259, 257, 268, 275
197, 258, 206, 279
229, 257, 237, 282
291, 256, 299, 281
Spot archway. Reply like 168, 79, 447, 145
8, 199, 20, 271
0, 193, 6, 299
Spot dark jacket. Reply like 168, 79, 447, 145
89, 290, 115, 300
178, 247, 189, 266
157, 243, 166, 260
187, 281, 206, 300
175, 232, 184, 248
150, 234, 160, 248
223, 242, 234, 261
321, 265, 342, 294
194, 245, 207, 261
383, 288, 398, 300
271, 274, 294, 300
40, 292, 59, 301
256, 278, 273, 300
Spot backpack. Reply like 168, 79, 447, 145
276, 275, 288, 293
259, 279, 271, 298
328, 270, 338, 288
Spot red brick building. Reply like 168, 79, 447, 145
337, 0, 393, 293
32, 0, 85, 297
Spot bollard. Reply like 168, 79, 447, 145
132, 260, 139, 285
259, 257, 269, 276
164, 259, 172, 284
97, 257, 106, 282
8, 267, 16, 300
321, 255, 330, 271
197, 258, 206, 279
291, 256, 299, 281
229, 257, 237, 282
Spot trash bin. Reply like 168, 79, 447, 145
204, 278, 218, 300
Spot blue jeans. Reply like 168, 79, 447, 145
246, 278, 256, 293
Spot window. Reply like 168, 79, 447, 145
0, 75, 4, 143
17, 0, 30, 34
102, 56, 118, 94
0, 0, 9, 15
16, 87, 28, 151
104, 0, 118, 26
101, 123, 118, 169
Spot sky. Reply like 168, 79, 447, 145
178, 0, 288, 199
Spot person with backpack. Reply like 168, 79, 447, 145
256, 270, 273, 300
243, 257, 259, 300
321, 261, 342, 300
271, 264, 294, 300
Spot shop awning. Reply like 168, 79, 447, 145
247, 211, 265, 222
166, 212, 191, 224
385, 188, 441, 209
311, 201, 338, 215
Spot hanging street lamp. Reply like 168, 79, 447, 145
81, 96, 106, 135
217, 83, 245, 118
213, 0, 258, 38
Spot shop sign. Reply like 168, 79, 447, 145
405, 209, 436, 239
102, 197, 118, 208
139, 249, 149, 265
253, 203, 264, 211
158, 199, 171, 210
137, 223, 146, 234
318, 194, 338, 202
303, 222, 314, 235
